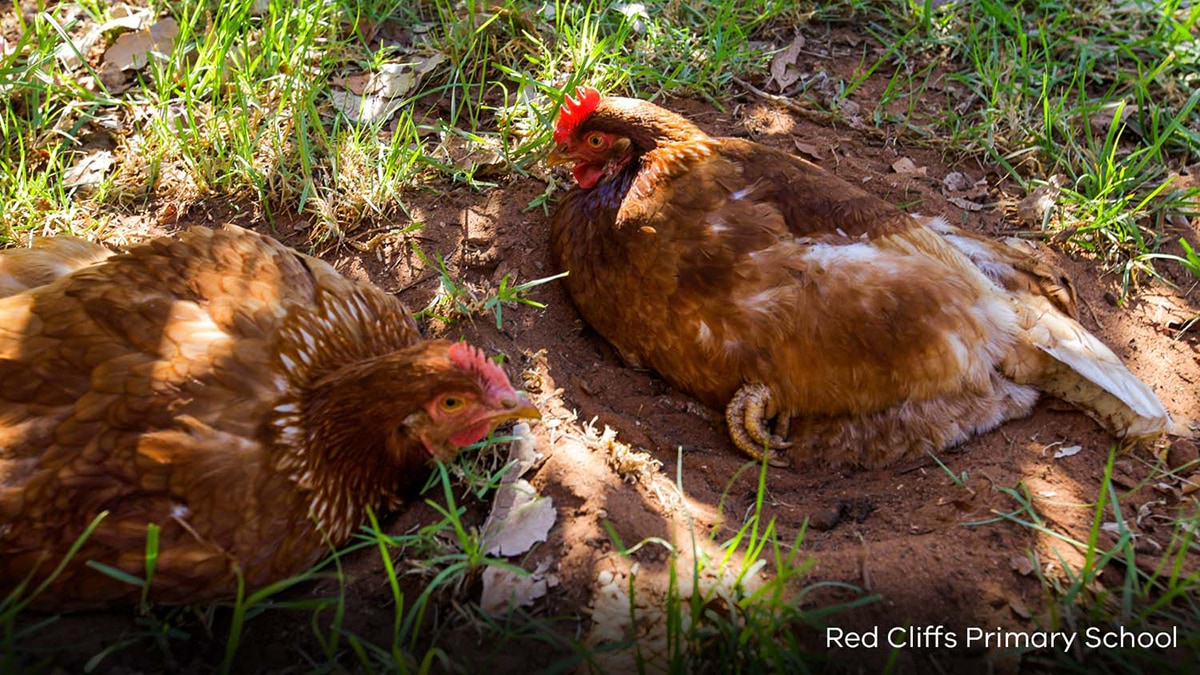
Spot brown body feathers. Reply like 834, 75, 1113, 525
548, 90, 1170, 466
0, 225, 536, 609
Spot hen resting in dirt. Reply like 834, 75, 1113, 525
0, 225, 538, 609
547, 87, 1170, 467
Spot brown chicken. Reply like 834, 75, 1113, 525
0, 225, 538, 609
547, 87, 1170, 467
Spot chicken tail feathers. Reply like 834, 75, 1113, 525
1005, 297, 1171, 440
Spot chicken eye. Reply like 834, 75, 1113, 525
586, 133, 605, 148
439, 396, 464, 412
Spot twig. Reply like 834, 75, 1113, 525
731, 76, 853, 129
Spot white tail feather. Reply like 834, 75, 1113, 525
1012, 299, 1170, 439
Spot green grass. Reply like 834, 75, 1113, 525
3, 0, 1200, 672
965, 449, 1200, 672
5, 0, 1195, 286
841, 0, 1200, 293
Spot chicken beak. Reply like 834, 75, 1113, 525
494, 393, 541, 422
545, 144, 574, 168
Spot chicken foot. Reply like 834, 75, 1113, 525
726, 383, 792, 467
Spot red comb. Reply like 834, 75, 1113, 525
553, 86, 601, 144
448, 342, 513, 395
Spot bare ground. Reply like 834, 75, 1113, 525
14, 55, 1200, 675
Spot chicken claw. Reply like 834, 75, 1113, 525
726, 383, 792, 467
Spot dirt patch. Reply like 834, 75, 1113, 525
15, 91, 1200, 674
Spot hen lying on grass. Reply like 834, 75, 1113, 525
0, 225, 538, 609
547, 86, 1170, 467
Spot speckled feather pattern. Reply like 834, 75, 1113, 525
0, 225, 431, 608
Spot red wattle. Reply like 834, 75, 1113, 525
572, 162, 605, 189
449, 420, 493, 447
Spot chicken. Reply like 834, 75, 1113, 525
0, 235, 113, 297
0, 225, 538, 609
546, 86, 1170, 467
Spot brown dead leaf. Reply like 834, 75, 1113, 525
1052, 444, 1082, 459
1089, 101, 1138, 137
1010, 555, 1035, 576
102, 18, 179, 71
432, 133, 507, 176
98, 62, 132, 94
768, 35, 806, 92
942, 171, 969, 192
792, 140, 823, 161
330, 72, 373, 96
946, 196, 986, 212
1009, 597, 1032, 620
1015, 182, 1061, 226
329, 54, 446, 124
328, 90, 405, 124
63, 150, 115, 187
891, 157, 925, 176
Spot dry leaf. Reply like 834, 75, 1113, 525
1016, 183, 1061, 226
58, 6, 156, 69
102, 18, 179, 71
98, 62, 131, 94
1010, 556, 1035, 576
1053, 444, 1082, 459
769, 35, 806, 92
946, 196, 986, 211
432, 133, 507, 176
329, 53, 446, 124
891, 157, 925, 175
482, 424, 555, 557
478, 425, 556, 615
63, 150, 115, 187
942, 171, 969, 192
838, 98, 861, 118
481, 562, 551, 614
1009, 598, 1032, 620
792, 140, 823, 161
328, 90, 405, 124
484, 481, 555, 556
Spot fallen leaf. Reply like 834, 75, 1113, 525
63, 150, 115, 187
1015, 183, 1061, 227
1088, 101, 1138, 137
482, 424, 556, 557
946, 196, 986, 211
102, 18, 179, 71
431, 133, 507, 176
1009, 598, 1032, 619
481, 562, 551, 614
891, 157, 925, 175
328, 53, 446, 124
942, 171, 969, 192
769, 35, 806, 92
1053, 444, 1082, 459
328, 90, 405, 124
368, 65, 416, 98
478, 425, 556, 615
613, 3, 648, 34
485, 480, 554, 556
1010, 556, 1035, 576
792, 140, 824, 161
97, 62, 131, 94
